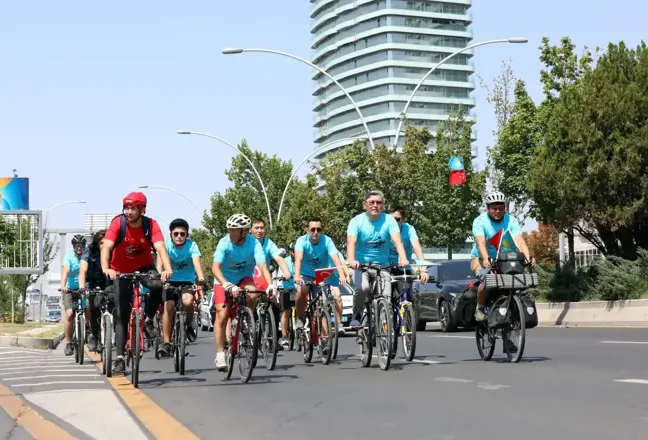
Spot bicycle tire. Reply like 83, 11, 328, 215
224, 320, 235, 380
360, 303, 372, 368
173, 317, 179, 373
503, 295, 526, 363
302, 316, 314, 363
317, 306, 333, 365
288, 309, 295, 351
154, 312, 161, 360
104, 316, 113, 377
187, 312, 198, 343
178, 312, 186, 375
78, 314, 86, 365
475, 321, 495, 361
330, 306, 339, 360
261, 308, 278, 371
376, 297, 393, 371
401, 302, 417, 361
132, 313, 141, 388
237, 306, 257, 383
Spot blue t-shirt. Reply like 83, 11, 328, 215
64, 250, 86, 289
346, 212, 400, 266
213, 234, 266, 284
470, 212, 522, 259
259, 237, 280, 266
282, 255, 295, 290
165, 237, 201, 282
388, 222, 419, 264
295, 234, 339, 278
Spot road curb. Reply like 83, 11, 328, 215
536, 299, 648, 327
0, 332, 65, 350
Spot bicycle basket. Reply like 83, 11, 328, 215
496, 252, 526, 275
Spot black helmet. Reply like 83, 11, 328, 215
71, 234, 86, 247
169, 218, 189, 232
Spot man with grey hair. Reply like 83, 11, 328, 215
346, 190, 409, 328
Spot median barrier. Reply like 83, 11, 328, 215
536, 299, 648, 327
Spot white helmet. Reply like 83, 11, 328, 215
485, 191, 506, 205
226, 214, 252, 229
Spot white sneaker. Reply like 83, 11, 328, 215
214, 352, 227, 371
336, 323, 346, 336
474, 308, 487, 322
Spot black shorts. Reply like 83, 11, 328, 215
163, 281, 195, 302
280, 288, 295, 311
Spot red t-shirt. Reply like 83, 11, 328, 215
105, 216, 164, 273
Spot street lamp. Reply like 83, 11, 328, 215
177, 130, 274, 229
222, 47, 376, 150
276, 133, 372, 225
138, 185, 202, 217
393, 37, 529, 147
2, 279, 14, 323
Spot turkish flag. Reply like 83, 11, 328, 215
315, 267, 336, 284
449, 169, 466, 185
253, 266, 268, 290
487, 229, 504, 251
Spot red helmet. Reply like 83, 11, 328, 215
122, 191, 147, 208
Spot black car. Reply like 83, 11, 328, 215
412, 260, 477, 332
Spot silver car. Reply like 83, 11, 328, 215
199, 292, 215, 331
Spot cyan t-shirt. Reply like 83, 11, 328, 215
213, 234, 266, 283
282, 255, 295, 290
295, 234, 339, 278
165, 237, 201, 282
470, 212, 522, 259
388, 222, 419, 264
259, 237, 280, 266
64, 250, 86, 289
347, 212, 400, 266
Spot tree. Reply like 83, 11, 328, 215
425, 107, 486, 257
523, 224, 559, 267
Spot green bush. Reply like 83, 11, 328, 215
530, 249, 648, 302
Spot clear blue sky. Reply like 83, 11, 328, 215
1, 0, 645, 233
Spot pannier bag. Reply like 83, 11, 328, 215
487, 296, 510, 329
519, 294, 539, 329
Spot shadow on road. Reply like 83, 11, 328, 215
137, 376, 207, 388
462, 356, 552, 364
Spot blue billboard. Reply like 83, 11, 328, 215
0, 177, 29, 210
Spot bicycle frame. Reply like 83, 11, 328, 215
390, 271, 417, 335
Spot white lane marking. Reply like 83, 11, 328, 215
0, 349, 55, 355
477, 382, 511, 390
0, 360, 75, 365
5, 374, 100, 381
429, 335, 474, 339
0, 365, 95, 372
411, 359, 442, 365
0, 369, 90, 376
615, 379, 648, 384
600, 341, 648, 345
434, 377, 474, 383
12, 381, 105, 387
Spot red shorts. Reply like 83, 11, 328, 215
213, 277, 258, 305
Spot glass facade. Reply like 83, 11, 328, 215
311, 0, 476, 157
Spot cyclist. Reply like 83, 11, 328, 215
212, 214, 277, 371
157, 218, 205, 357
278, 242, 296, 349
388, 206, 429, 284
61, 234, 91, 355
78, 229, 109, 352
293, 217, 347, 331
100, 192, 173, 374
346, 190, 409, 328
325, 249, 351, 336
471, 191, 536, 321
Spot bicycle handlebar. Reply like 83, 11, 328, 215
118, 271, 160, 281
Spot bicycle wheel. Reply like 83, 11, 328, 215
475, 321, 496, 361
103, 316, 113, 377
360, 304, 373, 368
317, 306, 333, 365
400, 302, 417, 361
261, 308, 278, 371
177, 312, 186, 375
376, 297, 393, 371
330, 306, 339, 360
288, 309, 295, 351
77, 314, 86, 365
132, 313, 141, 388
237, 306, 257, 383
153, 312, 161, 360
302, 315, 314, 363
224, 318, 235, 380
503, 295, 526, 363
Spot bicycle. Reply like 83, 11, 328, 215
474, 253, 539, 363
390, 268, 419, 362
167, 284, 199, 375
255, 288, 278, 371
91, 288, 115, 377
152, 304, 163, 360
59, 289, 87, 365
352, 263, 394, 371
222, 286, 264, 383
120, 271, 158, 388
299, 277, 333, 365
314, 267, 340, 361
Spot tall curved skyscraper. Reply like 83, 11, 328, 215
311, 0, 475, 158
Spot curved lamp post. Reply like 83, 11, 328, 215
276, 134, 370, 225
177, 130, 274, 229
43, 200, 86, 214
393, 37, 529, 147
222, 47, 376, 150
138, 185, 202, 216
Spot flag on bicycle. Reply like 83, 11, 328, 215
487, 227, 517, 258
253, 265, 268, 290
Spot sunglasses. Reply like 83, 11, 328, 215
366, 200, 383, 205
309, 227, 322, 233
172, 231, 187, 238
393, 217, 403, 221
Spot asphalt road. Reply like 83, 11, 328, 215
122, 325, 648, 440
